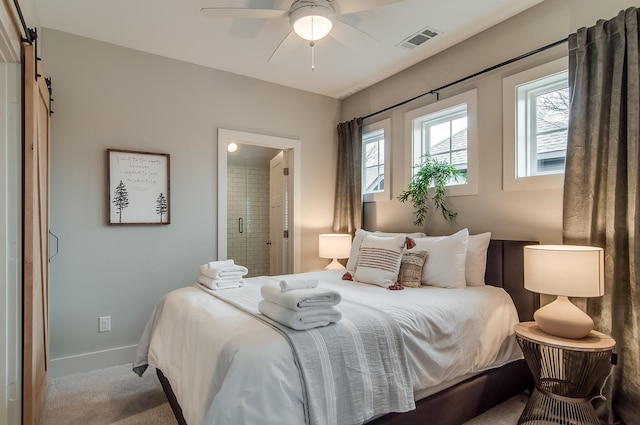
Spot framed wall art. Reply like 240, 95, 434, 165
107, 149, 170, 225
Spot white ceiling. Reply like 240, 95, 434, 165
34, 0, 545, 99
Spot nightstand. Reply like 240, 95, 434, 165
514, 321, 615, 425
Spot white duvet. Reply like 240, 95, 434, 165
135, 269, 522, 425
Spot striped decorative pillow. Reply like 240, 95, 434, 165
345, 229, 426, 273
354, 235, 406, 288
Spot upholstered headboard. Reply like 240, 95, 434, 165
485, 239, 540, 322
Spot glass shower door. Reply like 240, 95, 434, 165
226, 149, 273, 277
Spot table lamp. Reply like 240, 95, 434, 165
319, 234, 352, 270
523, 245, 604, 339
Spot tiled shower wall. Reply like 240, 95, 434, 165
227, 162, 270, 277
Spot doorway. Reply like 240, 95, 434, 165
226, 144, 282, 277
217, 129, 301, 274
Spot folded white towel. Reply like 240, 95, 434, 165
199, 274, 244, 283
198, 275, 245, 290
200, 266, 248, 280
258, 300, 341, 330
199, 260, 235, 274
279, 278, 319, 292
260, 284, 341, 311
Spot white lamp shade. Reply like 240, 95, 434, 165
290, 3, 334, 41
319, 234, 352, 259
524, 245, 604, 297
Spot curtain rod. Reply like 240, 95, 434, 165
362, 38, 568, 121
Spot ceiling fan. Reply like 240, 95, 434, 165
200, 0, 404, 68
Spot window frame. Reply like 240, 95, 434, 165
362, 118, 391, 202
503, 57, 568, 191
404, 89, 478, 197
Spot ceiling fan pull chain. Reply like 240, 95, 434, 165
310, 40, 315, 71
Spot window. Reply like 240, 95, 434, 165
362, 119, 391, 202
363, 128, 384, 193
518, 73, 568, 176
404, 89, 478, 196
413, 104, 468, 180
503, 58, 568, 191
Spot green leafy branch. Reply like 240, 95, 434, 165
398, 154, 461, 226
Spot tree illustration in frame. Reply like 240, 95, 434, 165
108, 149, 170, 225
156, 192, 167, 223
112, 180, 130, 223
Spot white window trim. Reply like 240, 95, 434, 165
362, 118, 391, 202
502, 57, 568, 191
404, 89, 478, 197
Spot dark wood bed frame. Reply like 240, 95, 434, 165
156, 239, 540, 425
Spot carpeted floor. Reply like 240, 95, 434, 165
41, 363, 528, 424
463, 391, 528, 425
41, 364, 175, 425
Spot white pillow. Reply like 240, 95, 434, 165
465, 232, 491, 286
410, 228, 469, 288
353, 235, 406, 288
409, 229, 491, 286
345, 229, 426, 273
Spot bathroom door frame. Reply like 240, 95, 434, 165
217, 128, 301, 273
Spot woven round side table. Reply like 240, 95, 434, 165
514, 322, 615, 425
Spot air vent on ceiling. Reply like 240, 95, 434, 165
397, 26, 440, 50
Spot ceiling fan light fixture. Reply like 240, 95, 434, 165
290, 1, 335, 41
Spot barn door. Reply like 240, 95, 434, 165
22, 41, 51, 425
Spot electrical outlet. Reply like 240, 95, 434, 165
99, 316, 111, 333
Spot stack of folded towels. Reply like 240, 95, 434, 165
198, 259, 248, 290
258, 278, 342, 330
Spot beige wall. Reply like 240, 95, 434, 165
42, 29, 339, 375
341, 0, 639, 242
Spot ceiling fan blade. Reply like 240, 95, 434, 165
268, 30, 302, 63
334, 18, 380, 44
200, 8, 288, 19
334, 0, 404, 15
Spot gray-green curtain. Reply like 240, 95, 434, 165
563, 7, 640, 425
333, 117, 363, 234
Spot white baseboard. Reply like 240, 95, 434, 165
49, 345, 137, 378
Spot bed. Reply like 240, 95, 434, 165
134, 236, 539, 425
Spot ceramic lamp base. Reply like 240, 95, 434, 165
534, 296, 594, 339
324, 258, 345, 270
